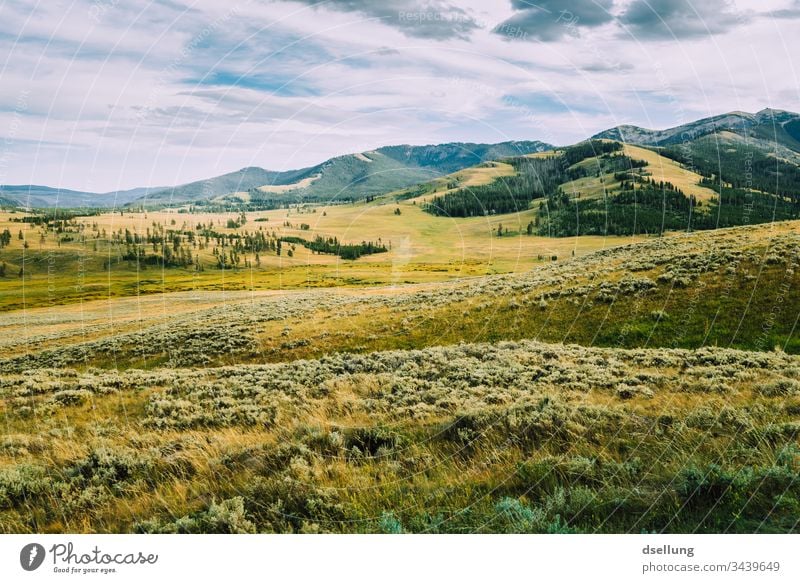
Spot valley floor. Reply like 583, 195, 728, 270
0, 220, 798, 533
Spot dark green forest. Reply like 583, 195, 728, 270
536, 182, 800, 237
661, 139, 800, 202
421, 141, 634, 218
421, 137, 800, 237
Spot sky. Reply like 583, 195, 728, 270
0, 0, 798, 192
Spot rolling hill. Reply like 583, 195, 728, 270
1, 130, 799, 534
593, 109, 800, 189
0, 141, 551, 210
7, 108, 800, 212
593, 108, 800, 152
1, 219, 797, 533
0, 184, 167, 209
138, 166, 318, 206
143, 140, 552, 207
410, 127, 800, 236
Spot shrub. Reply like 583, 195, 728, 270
137, 497, 256, 534
493, 497, 548, 533
676, 464, 739, 510
758, 378, 800, 397
66, 448, 156, 490
343, 427, 404, 458
378, 511, 404, 534
245, 476, 346, 533
615, 384, 653, 400
0, 465, 50, 508
50, 389, 92, 406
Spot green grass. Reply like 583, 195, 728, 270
0, 204, 639, 311
1, 340, 798, 533
1, 209, 798, 534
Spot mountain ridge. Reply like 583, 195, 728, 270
592, 108, 800, 151
0, 184, 169, 209
140, 140, 552, 206
0, 140, 552, 208
5, 108, 800, 209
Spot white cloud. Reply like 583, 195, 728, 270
0, 0, 797, 191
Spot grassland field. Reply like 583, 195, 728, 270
0, 197, 646, 311
0, 217, 798, 533
0, 143, 799, 534
557, 144, 718, 204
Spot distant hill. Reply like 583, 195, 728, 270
140, 140, 552, 207
0, 184, 166, 209
593, 108, 800, 161
8, 108, 800, 210
0, 141, 551, 209
138, 166, 317, 206
592, 108, 800, 205
414, 131, 800, 236
374, 141, 551, 175
0, 193, 18, 207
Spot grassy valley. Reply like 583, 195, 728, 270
0, 220, 798, 533
1, 119, 799, 534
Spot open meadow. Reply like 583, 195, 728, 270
1, 135, 799, 535
5, 7, 800, 582
1, 209, 798, 533
0, 201, 642, 311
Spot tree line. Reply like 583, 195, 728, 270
280, 235, 388, 260
535, 181, 800, 237
421, 141, 644, 218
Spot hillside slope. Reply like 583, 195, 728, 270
3, 220, 798, 369
1, 221, 798, 534
141, 140, 552, 207
593, 108, 800, 152
594, 110, 800, 192
137, 166, 317, 205
0, 184, 167, 208
412, 137, 800, 235
0, 141, 551, 209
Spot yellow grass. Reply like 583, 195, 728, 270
558, 143, 720, 203
0, 201, 644, 311
405, 161, 516, 203
256, 173, 321, 194
623, 144, 717, 202
524, 150, 561, 159
560, 173, 614, 200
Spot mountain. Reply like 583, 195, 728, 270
592, 108, 800, 200
0, 141, 550, 209
0, 184, 166, 209
374, 141, 552, 174
593, 108, 800, 159
137, 140, 552, 207
0, 193, 18, 207
137, 166, 317, 206
412, 132, 800, 237
9, 108, 800, 210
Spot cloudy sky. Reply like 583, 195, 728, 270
0, 0, 798, 192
